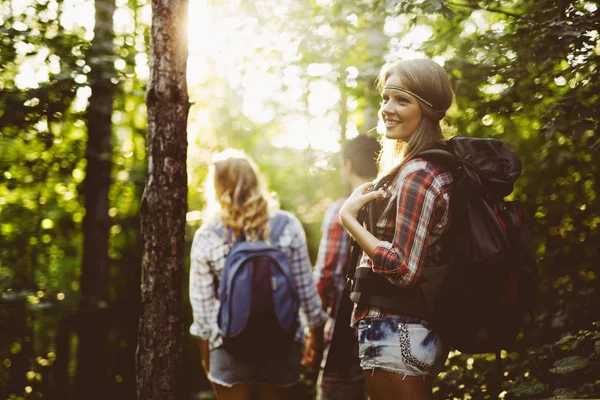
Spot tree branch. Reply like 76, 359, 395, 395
445, 1, 524, 18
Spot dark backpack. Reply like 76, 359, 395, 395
215, 212, 299, 362
348, 136, 537, 354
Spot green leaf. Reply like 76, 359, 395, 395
511, 381, 547, 396
549, 356, 590, 374
550, 388, 579, 398
553, 334, 575, 346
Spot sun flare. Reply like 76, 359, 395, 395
186, 0, 343, 153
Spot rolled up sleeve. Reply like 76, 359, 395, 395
286, 216, 326, 329
189, 228, 219, 339
371, 168, 445, 287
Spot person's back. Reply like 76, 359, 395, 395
310, 135, 380, 400
189, 149, 325, 400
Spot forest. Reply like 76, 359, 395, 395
0, 0, 599, 399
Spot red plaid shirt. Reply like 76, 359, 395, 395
313, 198, 350, 343
353, 158, 454, 323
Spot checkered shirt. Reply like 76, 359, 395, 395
189, 210, 326, 349
313, 198, 350, 344
353, 158, 454, 323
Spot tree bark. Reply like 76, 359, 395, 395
363, 23, 387, 132
53, 315, 73, 400
136, 0, 189, 398
75, 0, 116, 398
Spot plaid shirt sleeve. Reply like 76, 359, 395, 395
188, 225, 224, 340
313, 199, 349, 311
372, 162, 452, 288
283, 214, 327, 329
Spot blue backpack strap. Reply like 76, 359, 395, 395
269, 212, 289, 244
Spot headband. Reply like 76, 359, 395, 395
384, 85, 444, 114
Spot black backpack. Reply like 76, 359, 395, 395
347, 136, 537, 354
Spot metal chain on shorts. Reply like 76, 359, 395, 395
397, 324, 434, 372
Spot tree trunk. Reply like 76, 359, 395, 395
338, 78, 348, 143
136, 0, 189, 398
362, 23, 387, 132
75, 0, 116, 398
53, 315, 73, 400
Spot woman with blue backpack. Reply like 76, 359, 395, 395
189, 149, 326, 400
339, 58, 456, 399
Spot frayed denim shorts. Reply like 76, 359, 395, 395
357, 315, 448, 377
208, 343, 302, 388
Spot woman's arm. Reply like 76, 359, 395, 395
285, 215, 326, 327
196, 337, 211, 374
366, 163, 452, 287
339, 182, 385, 258
189, 228, 219, 345
284, 215, 327, 368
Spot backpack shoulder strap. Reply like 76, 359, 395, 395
417, 143, 458, 170
269, 212, 289, 244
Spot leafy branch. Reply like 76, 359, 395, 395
445, 0, 524, 18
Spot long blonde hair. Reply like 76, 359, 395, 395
204, 149, 276, 241
376, 58, 455, 176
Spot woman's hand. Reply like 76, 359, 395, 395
196, 338, 210, 374
339, 182, 384, 227
339, 182, 384, 259
301, 325, 325, 370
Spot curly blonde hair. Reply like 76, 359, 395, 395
205, 149, 277, 242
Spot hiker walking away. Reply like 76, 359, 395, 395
189, 149, 326, 400
339, 58, 455, 400
306, 135, 380, 400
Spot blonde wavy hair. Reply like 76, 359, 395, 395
376, 58, 455, 177
204, 149, 277, 242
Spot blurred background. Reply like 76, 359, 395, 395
0, 0, 598, 399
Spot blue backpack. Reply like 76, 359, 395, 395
215, 212, 299, 362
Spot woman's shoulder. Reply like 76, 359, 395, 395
190, 217, 225, 259
402, 158, 452, 180
269, 209, 305, 245
403, 158, 443, 173
394, 158, 453, 191
194, 216, 224, 239
269, 209, 301, 230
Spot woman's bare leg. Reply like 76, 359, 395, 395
213, 383, 253, 400
257, 383, 289, 400
363, 369, 432, 400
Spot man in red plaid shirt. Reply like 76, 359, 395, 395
312, 134, 380, 400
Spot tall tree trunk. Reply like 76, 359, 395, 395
136, 0, 189, 398
363, 23, 387, 132
338, 77, 348, 143
75, 0, 116, 398
53, 315, 73, 400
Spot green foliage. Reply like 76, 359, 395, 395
431, 0, 599, 333
0, 0, 147, 397
432, 322, 600, 399
505, 322, 600, 399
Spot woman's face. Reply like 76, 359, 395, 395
379, 73, 423, 141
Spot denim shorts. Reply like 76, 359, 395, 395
208, 343, 302, 387
357, 315, 448, 377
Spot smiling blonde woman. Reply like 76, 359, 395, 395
339, 58, 455, 400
